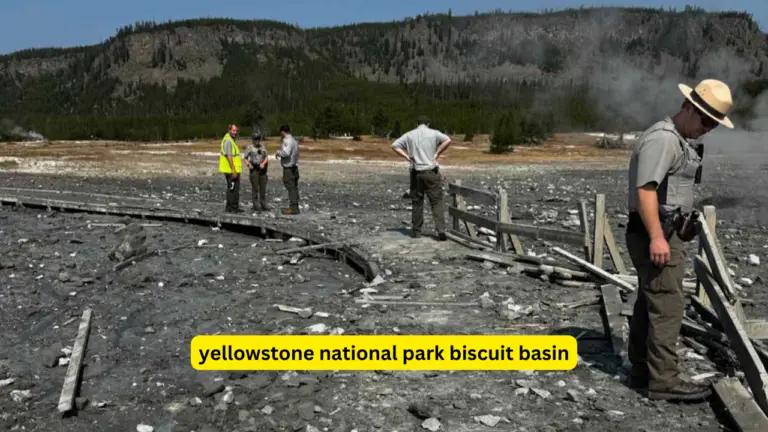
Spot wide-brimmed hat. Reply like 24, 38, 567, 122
678, 79, 734, 129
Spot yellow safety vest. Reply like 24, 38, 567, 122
219, 133, 242, 174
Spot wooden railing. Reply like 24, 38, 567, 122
445, 180, 589, 255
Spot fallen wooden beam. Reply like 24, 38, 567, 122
713, 377, 768, 432
746, 321, 768, 341
551, 247, 635, 293
58, 308, 92, 414
355, 299, 477, 307
695, 257, 768, 416
496, 221, 585, 247
600, 284, 627, 357
446, 230, 494, 250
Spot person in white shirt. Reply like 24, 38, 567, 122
391, 115, 452, 240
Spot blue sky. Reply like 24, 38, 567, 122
1, 0, 765, 55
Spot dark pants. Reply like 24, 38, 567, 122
282, 166, 300, 210
626, 214, 687, 391
249, 168, 268, 209
412, 168, 445, 234
224, 173, 240, 211
409, 168, 416, 196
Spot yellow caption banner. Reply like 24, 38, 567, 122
190, 335, 577, 370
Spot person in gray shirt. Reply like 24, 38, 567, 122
275, 125, 300, 215
242, 130, 270, 212
392, 115, 452, 240
624, 79, 734, 403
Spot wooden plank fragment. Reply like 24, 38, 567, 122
447, 182, 497, 207
58, 308, 92, 414
695, 257, 768, 416
552, 247, 635, 293
355, 299, 477, 307
496, 222, 585, 246
602, 213, 628, 274
577, 200, 592, 261
600, 284, 627, 357
697, 205, 717, 308
593, 194, 606, 268
713, 377, 768, 432
446, 230, 495, 251
698, 211, 738, 302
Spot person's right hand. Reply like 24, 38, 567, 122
650, 236, 671, 267
233, 172, 239, 179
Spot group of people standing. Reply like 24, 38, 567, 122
215, 77, 737, 405
216, 116, 454, 237
218, 124, 301, 215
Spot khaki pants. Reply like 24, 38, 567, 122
412, 168, 445, 234
249, 168, 268, 209
626, 228, 687, 391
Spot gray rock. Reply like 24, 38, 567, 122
201, 379, 225, 397
297, 401, 315, 420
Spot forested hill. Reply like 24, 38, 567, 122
1, 6, 767, 141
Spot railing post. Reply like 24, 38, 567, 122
496, 187, 508, 252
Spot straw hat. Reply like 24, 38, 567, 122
677, 79, 734, 129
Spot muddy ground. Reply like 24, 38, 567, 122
0, 155, 766, 432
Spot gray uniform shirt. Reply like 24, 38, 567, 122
391, 124, 450, 172
222, 137, 235, 156
242, 144, 267, 167
627, 116, 699, 212
276, 135, 299, 168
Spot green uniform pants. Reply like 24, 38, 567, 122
626, 227, 687, 391
411, 168, 445, 235
249, 168, 268, 209
282, 166, 300, 211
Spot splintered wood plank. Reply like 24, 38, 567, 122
602, 213, 627, 274
577, 200, 592, 261
552, 247, 635, 294
697, 206, 717, 308
58, 308, 92, 414
695, 257, 768, 416
593, 194, 606, 268
621, 289, 638, 317
713, 377, 768, 432
600, 284, 627, 357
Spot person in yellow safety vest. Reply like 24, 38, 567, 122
219, 124, 243, 213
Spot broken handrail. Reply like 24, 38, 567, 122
0, 194, 378, 282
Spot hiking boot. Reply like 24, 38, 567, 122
411, 230, 421, 239
281, 208, 300, 215
437, 232, 447, 241
647, 381, 712, 402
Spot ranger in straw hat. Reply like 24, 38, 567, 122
625, 79, 734, 402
